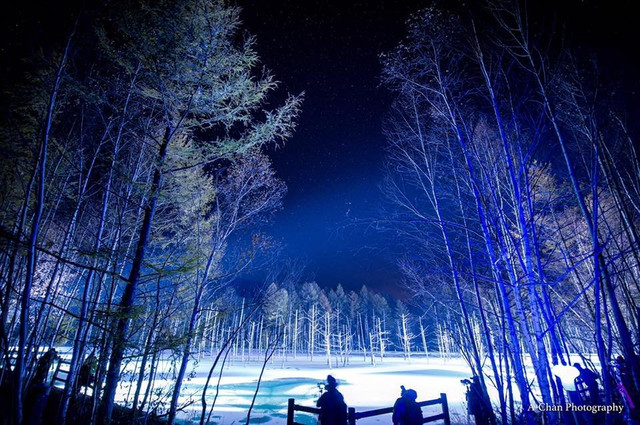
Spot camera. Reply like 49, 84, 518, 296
317, 382, 326, 393
460, 379, 472, 385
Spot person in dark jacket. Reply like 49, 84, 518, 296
574, 362, 599, 404
32, 348, 57, 386
392, 388, 423, 425
78, 353, 98, 389
392, 386, 407, 424
26, 348, 58, 425
316, 375, 347, 425
468, 376, 491, 425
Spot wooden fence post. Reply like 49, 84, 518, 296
287, 398, 295, 425
440, 393, 451, 425
348, 406, 356, 425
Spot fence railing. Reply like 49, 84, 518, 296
51, 357, 71, 386
287, 392, 450, 425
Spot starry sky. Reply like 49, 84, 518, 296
3, 0, 636, 296
238, 0, 424, 294
235, 0, 639, 295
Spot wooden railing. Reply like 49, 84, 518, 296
51, 357, 71, 386
287, 393, 450, 425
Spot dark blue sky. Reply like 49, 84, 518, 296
238, 0, 422, 294
3, 0, 637, 296
237, 0, 639, 295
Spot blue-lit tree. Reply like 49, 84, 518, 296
0, 0, 301, 424
382, 2, 640, 424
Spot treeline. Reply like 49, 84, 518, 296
0, 1, 302, 424
235, 281, 452, 366
381, 2, 640, 425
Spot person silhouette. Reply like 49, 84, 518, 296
467, 376, 491, 425
316, 375, 347, 425
32, 348, 57, 386
392, 387, 423, 425
78, 352, 98, 390
574, 363, 599, 404
392, 386, 407, 425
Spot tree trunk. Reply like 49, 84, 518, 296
13, 27, 74, 425
100, 125, 171, 425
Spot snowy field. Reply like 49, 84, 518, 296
48, 348, 602, 424
112, 353, 476, 425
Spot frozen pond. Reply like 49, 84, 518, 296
110, 353, 475, 424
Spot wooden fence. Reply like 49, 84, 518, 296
287, 392, 450, 425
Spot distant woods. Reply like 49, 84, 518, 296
0, 0, 301, 424
381, 2, 640, 425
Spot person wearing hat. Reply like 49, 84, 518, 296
392, 387, 423, 425
316, 375, 347, 425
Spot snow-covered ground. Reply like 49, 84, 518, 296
113, 353, 475, 424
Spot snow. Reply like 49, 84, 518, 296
112, 353, 475, 424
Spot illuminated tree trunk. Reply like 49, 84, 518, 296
324, 312, 332, 369
100, 125, 171, 425
13, 27, 74, 425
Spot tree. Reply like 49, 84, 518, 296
91, 1, 301, 422
166, 147, 287, 424
0, 1, 301, 423
382, 3, 640, 423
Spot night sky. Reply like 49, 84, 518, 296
238, 0, 424, 294
236, 0, 640, 295
3, 0, 637, 296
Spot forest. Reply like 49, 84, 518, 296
0, 0, 638, 424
